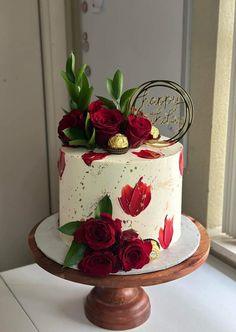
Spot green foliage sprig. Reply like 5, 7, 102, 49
61, 52, 93, 112
97, 69, 137, 117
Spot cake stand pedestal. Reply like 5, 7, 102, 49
28, 217, 210, 330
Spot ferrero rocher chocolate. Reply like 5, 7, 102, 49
107, 134, 129, 154
151, 125, 160, 139
149, 240, 160, 260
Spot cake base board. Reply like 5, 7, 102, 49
34, 213, 200, 275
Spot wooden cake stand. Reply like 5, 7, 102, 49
28, 217, 210, 330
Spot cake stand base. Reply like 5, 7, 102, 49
85, 287, 150, 330
28, 216, 210, 331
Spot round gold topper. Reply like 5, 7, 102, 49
128, 80, 194, 147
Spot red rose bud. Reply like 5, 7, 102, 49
125, 115, 152, 148
74, 213, 122, 250
82, 151, 110, 166
58, 110, 85, 144
132, 149, 164, 159
57, 149, 65, 179
118, 238, 152, 272
118, 177, 151, 216
179, 149, 184, 176
78, 251, 118, 276
158, 216, 174, 249
90, 108, 124, 147
88, 100, 104, 114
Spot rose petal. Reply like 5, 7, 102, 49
132, 150, 164, 159
82, 151, 110, 166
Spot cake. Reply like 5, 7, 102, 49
57, 53, 192, 276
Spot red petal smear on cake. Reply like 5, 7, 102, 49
58, 150, 65, 179
158, 216, 174, 249
132, 150, 164, 159
179, 149, 184, 176
118, 177, 151, 217
81, 151, 110, 166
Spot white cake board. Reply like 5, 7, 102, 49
35, 214, 200, 275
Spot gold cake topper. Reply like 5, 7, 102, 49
128, 80, 194, 147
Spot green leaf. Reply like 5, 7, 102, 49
120, 88, 137, 117
106, 78, 114, 99
63, 127, 86, 140
66, 52, 76, 83
62, 108, 69, 114
69, 138, 88, 146
75, 64, 87, 85
58, 221, 83, 235
77, 79, 93, 112
85, 112, 92, 139
70, 100, 80, 110
112, 69, 123, 100
63, 241, 86, 267
95, 194, 112, 218
87, 128, 96, 149
61, 71, 80, 102
97, 96, 117, 109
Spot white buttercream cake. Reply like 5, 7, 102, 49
59, 142, 183, 247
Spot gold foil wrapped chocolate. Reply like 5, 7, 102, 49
149, 239, 160, 260
151, 125, 160, 139
107, 134, 129, 154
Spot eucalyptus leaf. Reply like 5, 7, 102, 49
58, 221, 83, 235
63, 241, 86, 268
96, 96, 117, 109
63, 127, 86, 140
66, 52, 76, 83
112, 69, 123, 100
95, 194, 112, 218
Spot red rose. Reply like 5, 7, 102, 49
125, 115, 152, 148
90, 108, 124, 147
78, 251, 118, 276
119, 237, 152, 272
88, 100, 104, 114
74, 213, 122, 250
58, 110, 85, 144
120, 229, 139, 243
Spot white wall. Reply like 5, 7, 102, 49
0, 0, 50, 271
